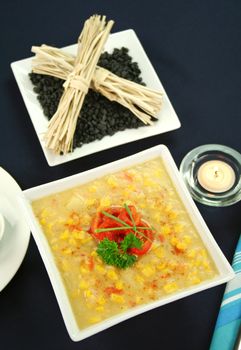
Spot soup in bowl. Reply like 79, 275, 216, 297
20, 145, 234, 341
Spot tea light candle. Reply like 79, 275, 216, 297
180, 144, 241, 206
197, 160, 236, 193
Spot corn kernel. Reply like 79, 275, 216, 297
189, 276, 201, 285
41, 209, 49, 218
170, 236, 178, 246
68, 238, 77, 246
168, 260, 178, 270
194, 259, 201, 267
62, 248, 72, 255
135, 296, 142, 304
66, 218, 74, 225
123, 190, 130, 198
84, 290, 93, 298
162, 225, 171, 236
96, 265, 105, 274
154, 247, 164, 259
89, 316, 101, 324
156, 262, 167, 271
139, 203, 146, 209
79, 280, 89, 289
100, 196, 111, 207
81, 237, 92, 244
111, 294, 124, 304
176, 242, 187, 251
61, 259, 70, 272
97, 296, 106, 305
174, 224, 183, 233
80, 267, 89, 275
142, 266, 155, 277
169, 211, 177, 219
87, 198, 97, 206
143, 179, 154, 187
161, 268, 171, 275
183, 235, 192, 244
107, 270, 118, 281
135, 275, 144, 284
154, 169, 162, 177
186, 249, 196, 258
89, 186, 97, 193
163, 282, 178, 294
200, 249, 207, 258
40, 218, 46, 225
115, 281, 123, 290
96, 306, 104, 312
189, 261, 195, 268
136, 262, 144, 270
202, 260, 210, 269
153, 212, 160, 221
107, 176, 117, 187
127, 184, 135, 191
47, 223, 54, 230
73, 231, 84, 240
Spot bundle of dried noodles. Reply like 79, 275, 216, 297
32, 45, 163, 126
44, 15, 114, 154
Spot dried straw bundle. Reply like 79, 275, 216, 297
92, 67, 162, 125
32, 45, 74, 80
32, 45, 163, 126
44, 15, 114, 154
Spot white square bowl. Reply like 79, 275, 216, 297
11, 29, 181, 166
19, 145, 234, 341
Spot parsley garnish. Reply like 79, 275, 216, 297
120, 232, 142, 252
96, 233, 142, 269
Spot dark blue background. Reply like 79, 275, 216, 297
0, 1, 241, 349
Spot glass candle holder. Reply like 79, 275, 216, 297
179, 144, 241, 206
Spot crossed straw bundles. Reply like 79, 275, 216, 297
31, 15, 163, 154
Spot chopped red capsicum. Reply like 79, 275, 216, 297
89, 205, 154, 256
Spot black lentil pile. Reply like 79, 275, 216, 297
29, 47, 154, 150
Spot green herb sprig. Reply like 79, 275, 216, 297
96, 233, 142, 269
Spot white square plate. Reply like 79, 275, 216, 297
19, 145, 234, 341
11, 29, 181, 166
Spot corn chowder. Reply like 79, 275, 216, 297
32, 158, 217, 329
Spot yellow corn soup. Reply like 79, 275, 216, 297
32, 158, 217, 329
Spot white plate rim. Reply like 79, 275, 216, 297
0, 167, 30, 292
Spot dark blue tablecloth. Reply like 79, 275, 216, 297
0, 1, 241, 349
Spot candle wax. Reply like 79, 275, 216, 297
197, 160, 236, 193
